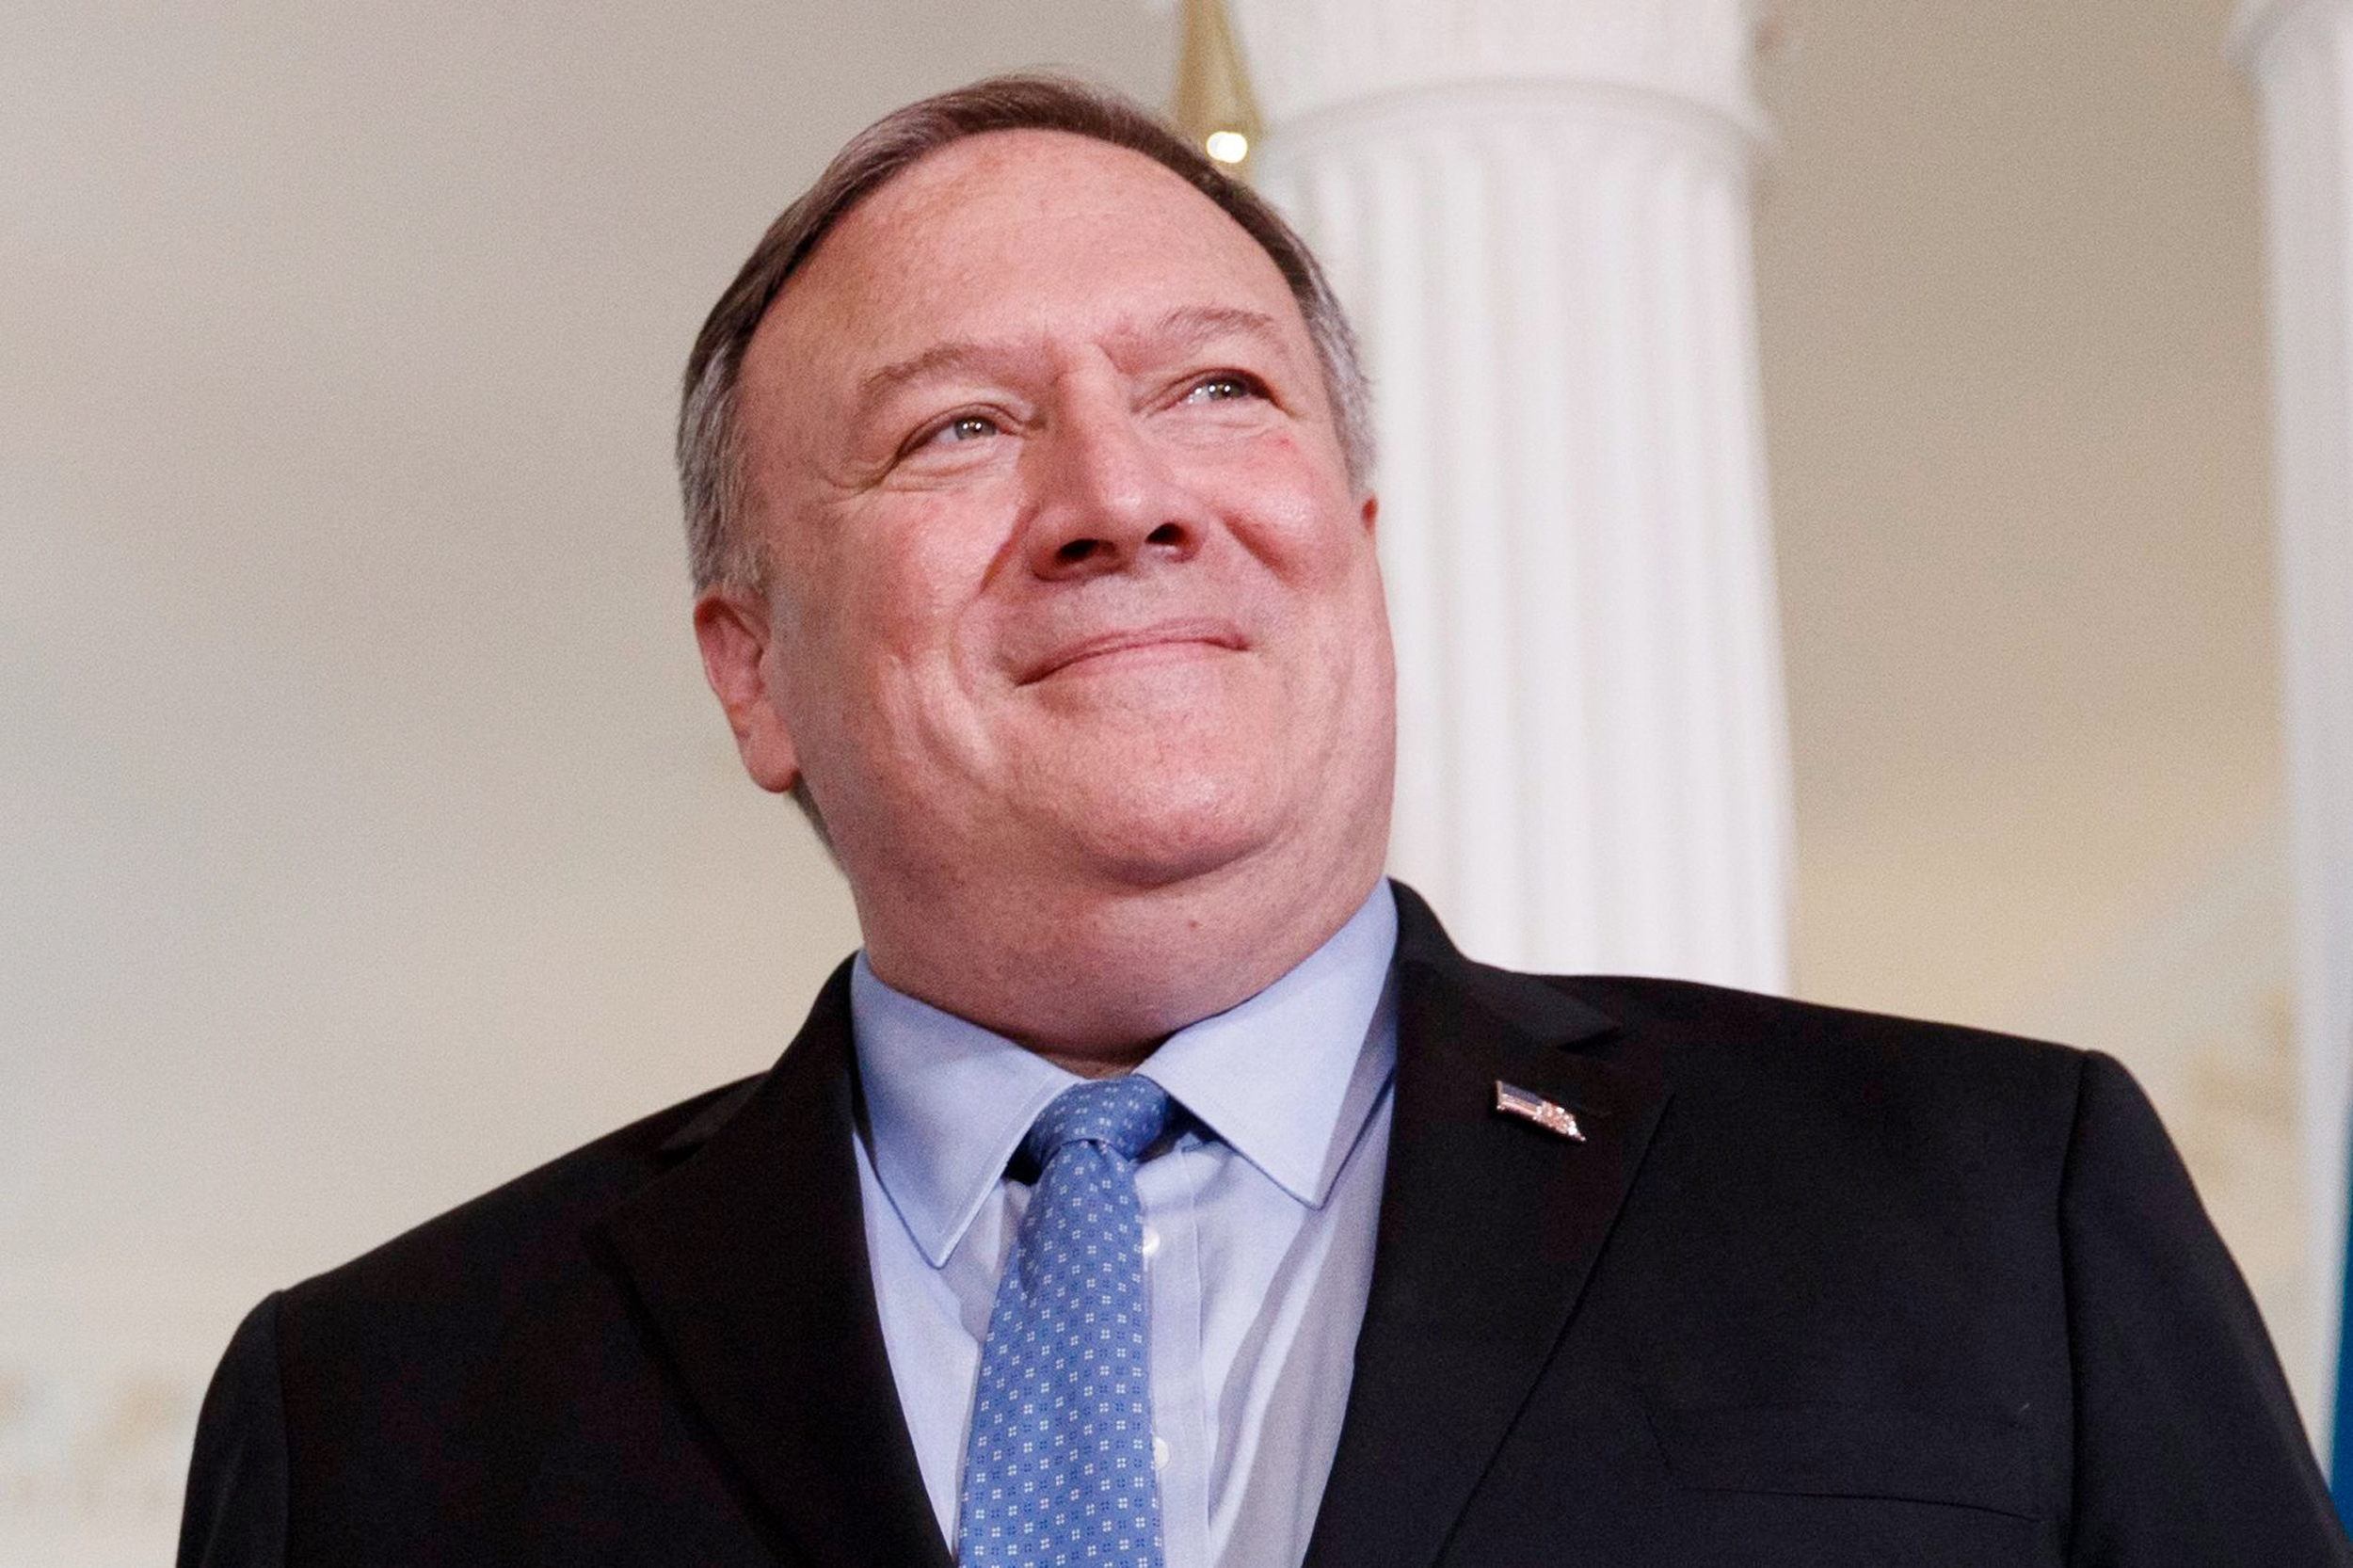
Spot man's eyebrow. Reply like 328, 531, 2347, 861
851, 341, 1006, 423
1117, 304, 1289, 358
849, 305, 1293, 422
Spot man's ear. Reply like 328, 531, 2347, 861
693, 587, 802, 795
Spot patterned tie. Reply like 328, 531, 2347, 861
956, 1076, 1174, 1568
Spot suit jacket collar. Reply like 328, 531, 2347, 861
600, 962, 954, 1568
1303, 882, 1667, 1567
599, 885, 1664, 1568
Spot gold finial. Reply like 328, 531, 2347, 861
1172, 0, 1264, 174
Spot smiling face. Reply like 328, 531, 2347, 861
696, 128, 1394, 1030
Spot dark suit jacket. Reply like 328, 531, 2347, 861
180, 886, 2348, 1565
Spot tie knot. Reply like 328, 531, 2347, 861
1023, 1076, 1173, 1166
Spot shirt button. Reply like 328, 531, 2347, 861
1139, 1224, 1160, 1259
1152, 1434, 1171, 1472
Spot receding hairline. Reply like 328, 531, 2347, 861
738, 125, 1317, 386
727, 133, 1342, 515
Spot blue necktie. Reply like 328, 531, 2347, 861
956, 1076, 1174, 1568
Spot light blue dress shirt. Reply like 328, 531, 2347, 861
849, 881, 1400, 1568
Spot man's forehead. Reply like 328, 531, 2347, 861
756, 131, 1291, 351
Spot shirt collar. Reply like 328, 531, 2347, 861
850, 880, 1401, 1269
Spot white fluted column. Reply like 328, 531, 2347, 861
2235, 0, 2353, 1442
1226, 0, 1790, 985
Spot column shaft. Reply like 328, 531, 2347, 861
2238, 0, 2353, 1439
1235, 0, 1790, 984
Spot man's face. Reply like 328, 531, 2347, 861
706, 129, 1394, 910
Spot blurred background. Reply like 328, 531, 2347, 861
6, 1, 2341, 1560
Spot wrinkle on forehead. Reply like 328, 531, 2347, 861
848, 304, 1296, 425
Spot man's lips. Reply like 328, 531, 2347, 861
1016, 618, 1248, 684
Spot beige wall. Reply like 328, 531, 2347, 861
1753, 0, 2311, 1413
1760, 0, 2282, 1036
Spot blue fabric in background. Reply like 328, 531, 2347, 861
2333, 1149, 2353, 1517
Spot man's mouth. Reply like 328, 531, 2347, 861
1017, 619, 1248, 684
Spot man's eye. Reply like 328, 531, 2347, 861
918, 413, 1000, 450
1183, 375, 1258, 404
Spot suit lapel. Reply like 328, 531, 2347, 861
598, 964, 952, 1568
1304, 887, 1669, 1568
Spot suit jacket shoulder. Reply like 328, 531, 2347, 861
1561, 972, 2091, 1191
179, 984, 848, 1568
1489, 971, 2336, 1563
1338, 895, 2343, 1565
290, 1071, 761, 1314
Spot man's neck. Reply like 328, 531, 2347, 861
855, 856, 1388, 1073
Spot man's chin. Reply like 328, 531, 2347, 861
1038, 792, 1276, 892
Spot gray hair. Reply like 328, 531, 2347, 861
675, 72, 1374, 597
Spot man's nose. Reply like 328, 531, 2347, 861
1020, 400, 1200, 582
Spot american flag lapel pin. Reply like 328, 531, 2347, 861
1494, 1080, 1584, 1141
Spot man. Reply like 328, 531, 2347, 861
180, 74, 2346, 1566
